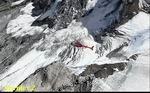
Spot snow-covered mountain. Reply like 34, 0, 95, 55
0, 0, 149, 92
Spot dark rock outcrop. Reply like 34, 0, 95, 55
31, 0, 88, 29
14, 62, 128, 92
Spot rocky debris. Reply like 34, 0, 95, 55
139, 0, 150, 13
0, 1, 46, 74
80, 63, 127, 78
14, 63, 74, 92
15, 62, 92, 92
32, 0, 88, 29
14, 62, 128, 92
106, 42, 128, 59
0, 5, 21, 73
0, 0, 30, 12
99, 0, 139, 31
120, 0, 139, 25
31, 0, 55, 16
0, 32, 45, 74
0, 4, 20, 32
72, 74, 93, 92
0, 0, 11, 12
119, 0, 150, 25
92, 0, 140, 47
0, 0, 148, 92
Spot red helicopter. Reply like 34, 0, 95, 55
71, 41, 94, 50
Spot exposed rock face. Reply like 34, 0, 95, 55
31, 0, 54, 16
0, 0, 149, 92
15, 63, 73, 92
0, 1, 45, 74
0, 33, 45, 74
15, 62, 128, 92
0, 0, 29, 12
32, 0, 88, 29
80, 63, 127, 78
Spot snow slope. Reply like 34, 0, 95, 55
119, 55, 149, 91
117, 11, 150, 91
91, 11, 150, 91
37, 0, 62, 21
0, 1, 149, 92
117, 12, 150, 57
86, 0, 98, 10
0, 19, 127, 92
11, 0, 25, 6
81, 0, 123, 34
7, 3, 45, 37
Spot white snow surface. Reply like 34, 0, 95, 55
92, 55, 150, 91
11, 0, 25, 6
117, 12, 150, 57
0, 20, 126, 92
91, 12, 150, 91
0, 1, 149, 91
116, 11, 150, 91
119, 55, 150, 91
7, 3, 45, 37
86, 0, 98, 10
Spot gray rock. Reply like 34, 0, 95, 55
14, 62, 128, 92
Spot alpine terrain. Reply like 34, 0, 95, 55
0, 0, 149, 92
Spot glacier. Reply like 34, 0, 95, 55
0, 0, 149, 92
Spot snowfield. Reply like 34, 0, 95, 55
11, 0, 25, 6
91, 11, 150, 91
0, 1, 150, 92
7, 3, 45, 37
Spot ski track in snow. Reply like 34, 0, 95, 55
0, 2, 150, 92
